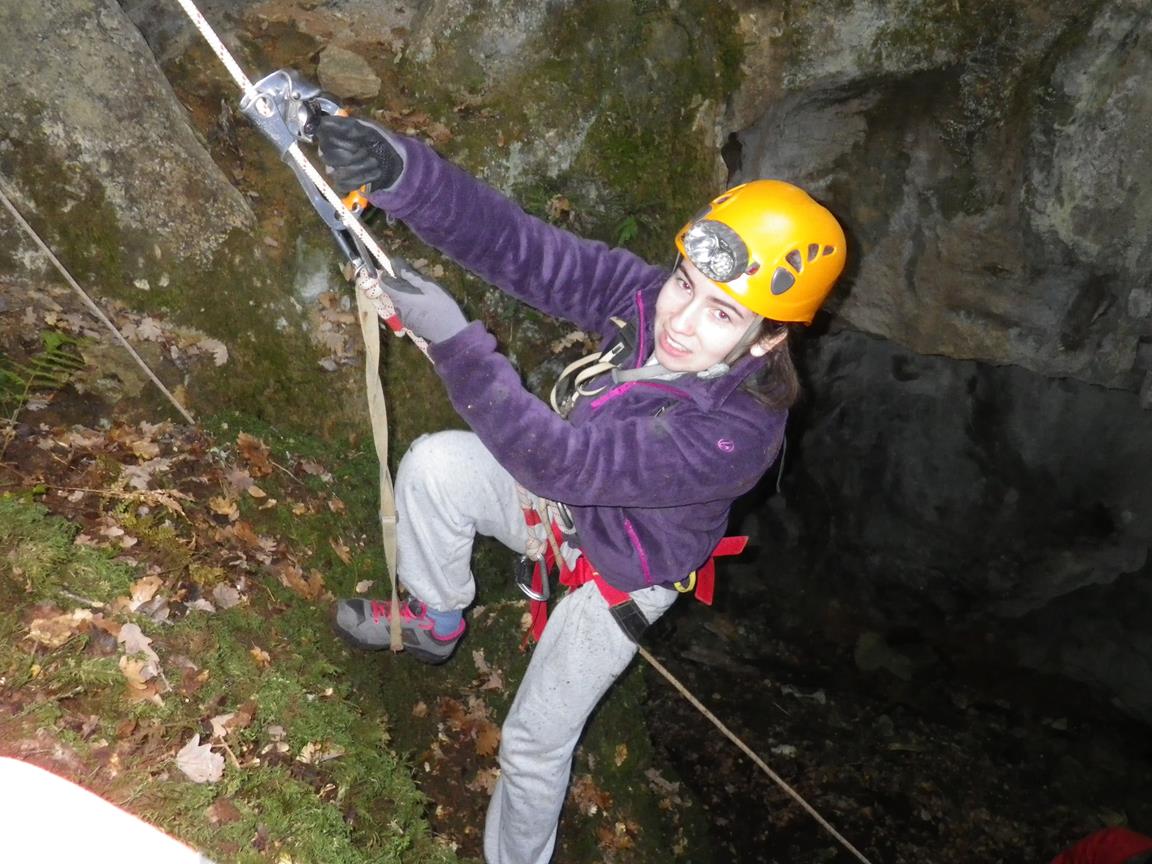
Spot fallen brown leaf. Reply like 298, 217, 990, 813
205, 798, 242, 825
237, 432, 273, 477
129, 575, 164, 609
176, 734, 224, 783
330, 537, 352, 565
275, 564, 326, 601
27, 610, 92, 648
474, 721, 501, 758
119, 655, 154, 690
208, 496, 239, 522
614, 743, 629, 767
570, 774, 613, 816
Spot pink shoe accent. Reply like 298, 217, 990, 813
432, 619, 466, 642
369, 599, 434, 630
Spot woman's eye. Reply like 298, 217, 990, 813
714, 308, 730, 322
679, 278, 692, 293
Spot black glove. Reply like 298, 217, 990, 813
381, 259, 469, 344
314, 115, 406, 195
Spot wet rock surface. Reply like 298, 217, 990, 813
776, 327, 1152, 722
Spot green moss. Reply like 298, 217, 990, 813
387, 0, 741, 255
0, 496, 137, 604
0, 475, 455, 863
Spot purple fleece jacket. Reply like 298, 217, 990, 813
371, 139, 786, 592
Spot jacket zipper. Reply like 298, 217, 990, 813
622, 517, 654, 587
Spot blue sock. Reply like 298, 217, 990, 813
425, 607, 464, 637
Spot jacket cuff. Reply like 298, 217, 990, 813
428, 321, 496, 368
365, 135, 439, 218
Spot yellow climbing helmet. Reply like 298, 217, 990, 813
674, 179, 847, 324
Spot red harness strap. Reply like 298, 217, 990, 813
526, 523, 748, 642
686, 535, 748, 606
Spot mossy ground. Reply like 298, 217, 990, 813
0, 342, 712, 862
0, 471, 454, 864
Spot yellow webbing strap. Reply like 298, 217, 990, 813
355, 282, 403, 652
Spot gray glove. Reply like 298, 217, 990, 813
314, 115, 406, 195
382, 260, 469, 344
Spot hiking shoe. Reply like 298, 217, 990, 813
333, 597, 465, 664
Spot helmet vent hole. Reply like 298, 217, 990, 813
822, 245, 836, 257
771, 266, 796, 296
807, 243, 820, 262
785, 249, 803, 271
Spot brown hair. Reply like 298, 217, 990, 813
740, 321, 801, 411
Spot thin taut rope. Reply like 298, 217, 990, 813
639, 646, 876, 864
0, 177, 196, 425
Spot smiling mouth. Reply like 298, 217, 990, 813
659, 329, 691, 357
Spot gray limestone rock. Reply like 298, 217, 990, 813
0, 0, 253, 266
729, 0, 1152, 393
317, 46, 381, 101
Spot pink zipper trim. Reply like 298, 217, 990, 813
623, 518, 653, 586
590, 381, 639, 409
590, 380, 692, 410
634, 290, 647, 368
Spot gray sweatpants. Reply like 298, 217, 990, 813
395, 430, 677, 864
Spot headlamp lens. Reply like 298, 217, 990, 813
683, 220, 749, 283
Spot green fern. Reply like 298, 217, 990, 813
0, 331, 84, 416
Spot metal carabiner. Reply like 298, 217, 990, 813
514, 555, 550, 602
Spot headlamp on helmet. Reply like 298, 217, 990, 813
675, 180, 847, 325
681, 220, 748, 284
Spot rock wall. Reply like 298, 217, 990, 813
722, 0, 1152, 718
0, 0, 251, 271
730, 0, 1151, 393
0, 0, 354, 424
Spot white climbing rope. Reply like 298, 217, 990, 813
174, 0, 422, 650
0, 177, 196, 426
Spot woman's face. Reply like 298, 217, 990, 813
653, 259, 758, 372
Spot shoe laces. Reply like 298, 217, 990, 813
369, 598, 427, 624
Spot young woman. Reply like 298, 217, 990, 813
315, 114, 846, 864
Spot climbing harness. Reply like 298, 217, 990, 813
517, 511, 749, 643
